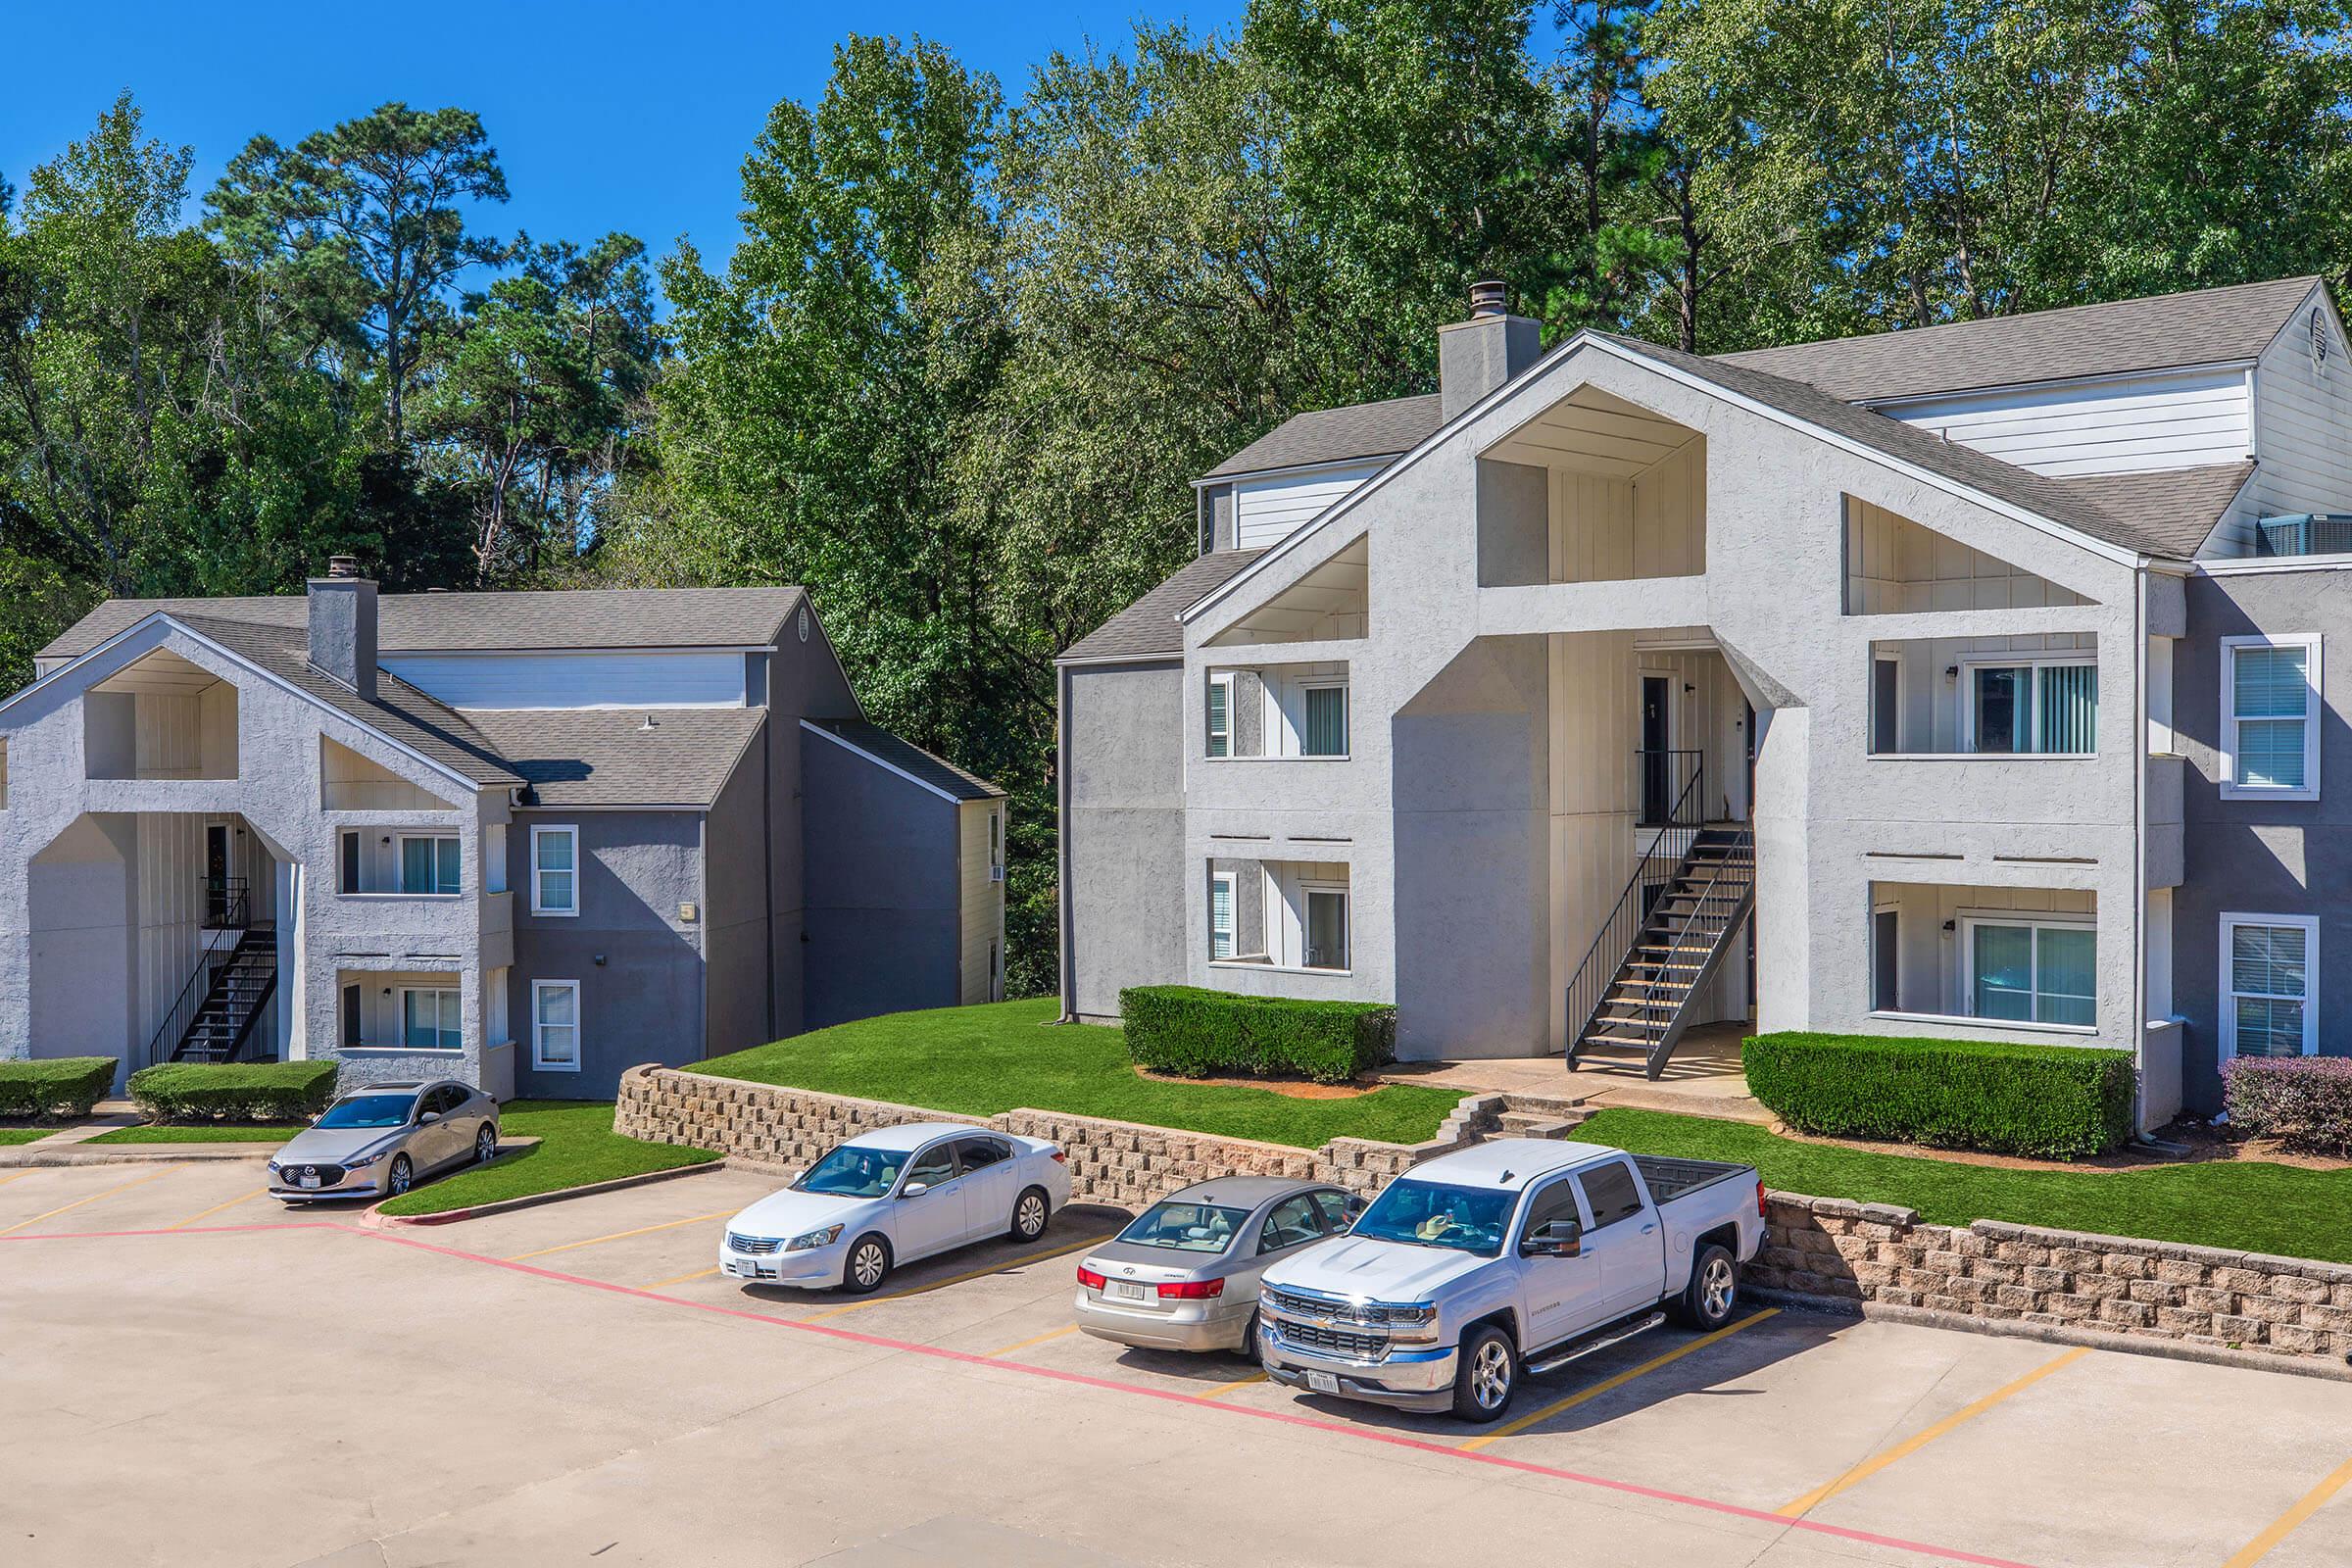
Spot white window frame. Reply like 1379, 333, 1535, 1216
1209, 870, 1237, 960
531, 979, 582, 1072
2221, 634, 2322, 801
396, 986, 464, 1053
1205, 672, 1233, 760
1299, 878, 1351, 973
395, 832, 463, 897
2218, 911, 2319, 1059
1957, 655, 2098, 758
1956, 912, 2097, 1032
529, 824, 580, 916
1297, 677, 1350, 760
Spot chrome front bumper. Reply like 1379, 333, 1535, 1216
1256, 1316, 1459, 1412
720, 1238, 849, 1289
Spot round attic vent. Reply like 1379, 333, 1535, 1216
799, 607, 810, 643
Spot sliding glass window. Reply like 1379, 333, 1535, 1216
1966, 661, 2096, 755
1966, 919, 2094, 1027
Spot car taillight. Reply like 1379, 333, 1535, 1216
1076, 1265, 1107, 1291
1756, 1177, 1770, 1215
1157, 1277, 1225, 1300
1051, 1150, 1068, 1164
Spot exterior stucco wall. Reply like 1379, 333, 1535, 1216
1061, 661, 1189, 1021
800, 730, 962, 1028
702, 727, 773, 1057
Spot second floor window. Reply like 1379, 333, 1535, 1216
531, 825, 578, 915
1302, 683, 1348, 757
399, 835, 460, 896
2225, 637, 2320, 798
1206, 674, 1232, 758
1967, 660, 2095, 755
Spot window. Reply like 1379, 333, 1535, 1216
399, 834, 461, 896
1302, 682, 1348, 757
399, 988, 462, 1051
1206, 673, 1232, 759
2221, 914, 2317, 1058
1303, 884, 1348, 971
1965, 660, 2096, 755
955, 1136, 1011, 1173
1308, 1190, 1357, 1233
530, 979, 580, 1070
1577, 1161, 1646, 1231
1964, 918, 2095, 1028
904, 1142, 957, 1190
530, 825, 578, 914
1520, 1177, 1582, 1244
339, 831, 361, 895
2224, 637, 2321, 798
1258, 1194, 1325, 1253
1209, 871, 1236, 960
1871, 656, 1901, 754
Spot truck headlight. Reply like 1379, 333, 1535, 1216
1375, 1302, 1439, 1342
787, 1224, 845, 1251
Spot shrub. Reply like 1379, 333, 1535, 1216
1743, 1032, 2135, 1159
1120, 986, 1396, 1085
2222, 1055, 2352, 1156
0, 1057, 119, 1119
128, 1060, 340, 1124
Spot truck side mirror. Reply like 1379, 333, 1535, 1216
1523, 1219, 1583, 1258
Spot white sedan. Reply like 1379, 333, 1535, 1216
718, 1122, 1072, 1294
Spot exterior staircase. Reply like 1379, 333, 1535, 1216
161, 925, 279, 1064
1566, 825, 1754, 1079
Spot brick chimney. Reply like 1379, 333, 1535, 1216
308, 556, 378, 699
1439, 279, 1543, 421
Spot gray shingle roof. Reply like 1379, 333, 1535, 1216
39, 586, 808, 661
2043, 461, 2257, 560
1201, 395, 1442, 480
802, 719, 1005, 802
463, 708, 767, 807
1713, 276, 2320, 403
1059, 550, 1267, 663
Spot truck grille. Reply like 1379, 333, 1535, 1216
1265, 1286, 1370, 1322
728, 1233, 783, 1254
1275, 1319, 1389, 1360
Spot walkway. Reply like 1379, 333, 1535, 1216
1379, 1021, 1771, 1124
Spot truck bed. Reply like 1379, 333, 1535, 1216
1632, 1154, 1751, 1206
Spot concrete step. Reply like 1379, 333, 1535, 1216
1495, 1110, 1579, 1140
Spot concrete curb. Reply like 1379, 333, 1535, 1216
1754, 1290, 2352, 1384
361, 1154, 726, 1228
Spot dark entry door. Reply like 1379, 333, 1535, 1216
205, 824, 230, 925
1640, 676, 1672, 825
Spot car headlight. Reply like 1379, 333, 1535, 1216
787, 1224, 845, 1251
343, 1148, 390, 1168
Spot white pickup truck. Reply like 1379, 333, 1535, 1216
1256, 1138, 1767, 1421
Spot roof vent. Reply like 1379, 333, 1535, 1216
326, 554, 362, 580
1469, 279, 1509, 318
639, 713, 660, 731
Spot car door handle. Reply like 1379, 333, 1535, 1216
1641, 1224, 1658, 1235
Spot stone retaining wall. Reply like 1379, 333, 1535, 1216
1752, 1194, 2352, 1362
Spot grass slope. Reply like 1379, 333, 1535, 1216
0, 1128, 52, 1147
376, 1100, 721, 1218
699, 999, 1462, 1150
1578, 1106, 2352, 1264
86, 1124, 304, 1144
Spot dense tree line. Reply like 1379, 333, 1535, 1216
9, 1, 2352, 1000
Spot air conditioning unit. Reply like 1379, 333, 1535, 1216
990, 864, 1006, 883
2253, 514, 2352, 558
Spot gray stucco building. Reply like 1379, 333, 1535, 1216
2, 573, 1005, 1099
1061, 274, 2352, 1130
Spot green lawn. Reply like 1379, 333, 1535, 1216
376, 1100, 721, 1217
0, 1127, 53, 1147
1578, 1107, 2352, 1264
85, 1124, 304, 1145
699, 998, 1464, 1150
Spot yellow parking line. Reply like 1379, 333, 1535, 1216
168, 1187, 268, 1230
0, 1169, 40, 1192
0, 1168, 172, 1236
504, 1209, 731, 1263
2221, 1450, 2352, 1568
1459, 1308, 1778, 1452
1197, 1370, 1267, 1399
807, 1233, 1113, 1320
647, 1264, 723, 1290
1777, 1346, 2090, 1517
987, 1324, 1079, 1358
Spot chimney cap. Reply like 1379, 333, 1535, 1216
1469, 279, 1510, 318
326, 554, 363, 580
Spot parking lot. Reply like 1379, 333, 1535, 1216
3, 1158, 2349, 1568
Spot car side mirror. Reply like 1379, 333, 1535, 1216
1523, 1219, 1583, 1258
418, 1110, 440, 1124
901, 1181, 929, 1199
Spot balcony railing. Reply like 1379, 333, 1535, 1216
203, 876, 250, 930
1638, 750, 1705, 829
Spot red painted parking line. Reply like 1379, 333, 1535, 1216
359, 1225, 2041, 1568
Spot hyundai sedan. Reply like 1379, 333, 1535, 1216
1074, 1177, 1361, 1353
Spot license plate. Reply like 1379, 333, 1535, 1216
1110, 1280, 1149, 1301
297, 1173, 320, 1189
1306, 1371, 1341, 1396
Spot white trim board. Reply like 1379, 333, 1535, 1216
799, 719, 987, 806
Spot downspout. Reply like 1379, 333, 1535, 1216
2131, 564, 2150, 1138
1057, 662, 1077, 1022
762, 716, 777, 1042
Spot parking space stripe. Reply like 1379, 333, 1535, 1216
1196, 1370, 1267, 1399
1777, 1347, 2090, 1518
1459, 1308, 1778, 1452
168, 1188, 269, 1230
0, 1168, 172, 1236
987, 1324, 1079, 1358
646, 1264, 722, 1290
805, 1233, 1113, 1320
503, 1209, 731, 1262
0, 1169, 40, 1191
2220, 1450, 2352, 1568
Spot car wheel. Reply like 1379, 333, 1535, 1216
474, 1124, 499, 1165
386, 1154, 415, 1198
1676, 1243, 1740, 1330
841, 1233, 893, 1295
1008, 1185, 1050, 1243
1238, 1307, 1263, 1362
1451, 1324, 1517, 1423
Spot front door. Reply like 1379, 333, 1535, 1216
892, 1140, 969, 1260
205, 824, 231, 925
951, 1135, 1016, 1243
1641, 676, 1672, 825
1517, 1176, 1610, 1351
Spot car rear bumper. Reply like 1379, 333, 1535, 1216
1073, 1292, 1250, 1352
1257, 1319, 1459, 1412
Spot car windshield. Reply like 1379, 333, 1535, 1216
794, 1144, 906, 1199
315, 1095, 416, 1130
1349, 1179, 1514, 1256
1117, 1200, 1252, 1253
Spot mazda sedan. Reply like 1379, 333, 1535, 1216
270, 1080, 499, 1202
1074, 1177, 1362, 1354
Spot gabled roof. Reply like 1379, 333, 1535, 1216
801, 719, 1006, 803
39, 586, 808, 662
1200, 395, 1442, 480
2044, 462, 2258, 561
462, 708, 767, 808
1713, 275, 2320, 403
1060, 549, 1268, 663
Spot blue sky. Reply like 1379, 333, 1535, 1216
2, 1, 1246, 274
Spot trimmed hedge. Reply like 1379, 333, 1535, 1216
1120, 986, 1396, 1084
127, 1060, 340, 1124
0, 1057, 119, 1119
2223, 1055, 2352, 1156
1743, 1032, 2135, 1159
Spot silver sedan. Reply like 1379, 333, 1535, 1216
1075, 1177, 1362, 1354
269, 1079, 500, 1202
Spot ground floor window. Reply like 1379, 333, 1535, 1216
1303, 884, 1349, 972
1209, 871, 1236, 959
532, 980, 581, 1071
2221, 914, 2317, 1058
399, 988, 462, 1051
1963, 917, 2093, 1027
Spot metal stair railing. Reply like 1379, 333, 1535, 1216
1564, 758, 1705, 1068
1627, 824, 1754, 1078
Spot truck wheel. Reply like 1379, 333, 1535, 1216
1675, 1243, 1740, 1330
1451, 1324, 1517, 1422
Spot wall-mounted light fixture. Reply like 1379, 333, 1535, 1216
1944, 666, 1960, 679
